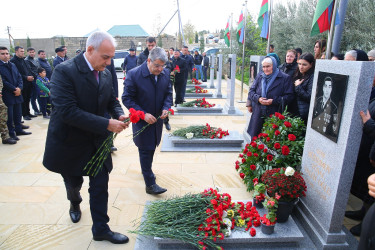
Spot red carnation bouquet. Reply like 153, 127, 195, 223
192, 78, 202, 85
235, 111, 306, 191
84, 108, 174, 176
173, 65, 180, 74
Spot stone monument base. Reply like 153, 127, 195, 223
161, 131, 244, 152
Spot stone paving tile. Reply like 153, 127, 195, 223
0, 225, 19, 246
0, 186, 58, 203
1, 225, 92, 250
0, 173, 45, 186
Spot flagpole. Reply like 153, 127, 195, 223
325, 0, 339, 59
240, 0, 247, 102
230, 13, 233, 54
266, 0, 273, 54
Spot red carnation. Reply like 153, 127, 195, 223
258, 144, 264, 150
272, 124, 278, 129
247, 152, 252, 157
266, 137, 270, 142
275, 130, 281, 136
274, 143, 281, 149
267, 155, 273, 161
288, 134, 296, 141
284, 121, 291, 127
168, 108, 175, 115
279, 114, 285, 120
240, 173, 245, 179
275, 112, 281, 118
281, 145, 290, 155
137, 110, 145, 120
250, 228, 256, 237
130, 113, 140, 123
235, 164, 239, 170
254, 153, 259, 157
242, 158, 246, 163
250, 165, 256, 171
263, 148, 268, 153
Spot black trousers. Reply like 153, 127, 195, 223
138, 149, 156, 187
21, 82, 32, 117
174, 80, 184, 105
62, 169, 110, 236
358, 203, 375, 250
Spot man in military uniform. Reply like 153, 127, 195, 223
0, 76, 17, 144
312, 76, 338, 137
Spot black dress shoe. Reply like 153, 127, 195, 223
10, 135, 20, 141
146, 184, 167, 195
29, 114, 37, 118
350, 223, 362, 236
21, 125, 30, 129
2, 138, 17, 144
23, 116, 31, 120
165, 122, 171, 131
345, 206, 366, 221
93, 231, 129, 244
16, 130, 32, 136
69, 203, 81, 223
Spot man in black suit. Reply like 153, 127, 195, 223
172, 50, 187, 105
43, 31, 130, 244
10, 46, 36, 120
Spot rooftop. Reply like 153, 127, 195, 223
107, 25, 149, 37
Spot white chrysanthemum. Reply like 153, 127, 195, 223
225, 228, 232, 237
186, 133, 194, 139
223, 218, 232, 228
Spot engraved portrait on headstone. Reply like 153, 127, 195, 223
311, 72, 349, 142
250, 61, 258, 81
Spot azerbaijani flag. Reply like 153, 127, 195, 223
310, 0, 341, 37
236, 11, 244, 44
257, 0, 269, 39
224, 18, 230, 47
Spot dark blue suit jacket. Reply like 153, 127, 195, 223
0, 61, 24, 105
122, 62, 173, 150
53, 56, 64, 68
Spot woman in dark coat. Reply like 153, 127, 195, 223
291, 53, 315, 122
246, 56, 294, 139
278, 49, 298, 77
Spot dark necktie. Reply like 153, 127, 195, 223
93, 70, 99, 83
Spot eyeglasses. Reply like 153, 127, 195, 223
152, 62, 166, 69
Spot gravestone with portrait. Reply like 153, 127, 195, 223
243, 55, 265, 143
295, 60, 375, 249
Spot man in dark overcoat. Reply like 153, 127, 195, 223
122, 47, 172, 195
43, 31, 130, 244
172, 50, 187, 105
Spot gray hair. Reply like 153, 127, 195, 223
86, 31, 117, 51
148, 47, 168, 63
262, 57, 273, 65
345, 50, 357, 60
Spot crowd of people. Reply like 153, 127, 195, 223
246, 40, 375, 243
1, 31, 375, 246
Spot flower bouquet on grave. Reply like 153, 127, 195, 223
191, 78, 202, 85
180, 98, 216, 108
186, 86, 208, 93
235, 111, 306, 191
130, 188, 264, 249
261, 167, 307, 203
260, 196, 278, 234
171, 123, 229, 139
84, 108, 174, 177
252, 181, 266, 209
261, 167, 307, 222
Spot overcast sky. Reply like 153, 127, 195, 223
0, 0, 291, 39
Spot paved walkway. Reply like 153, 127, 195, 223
0, 76, 359, 249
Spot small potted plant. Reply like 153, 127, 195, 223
260, 197, 278, 234
261, 167, 307, 222
253, 178, 266, 209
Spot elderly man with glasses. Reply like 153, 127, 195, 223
122, 47, 172, 195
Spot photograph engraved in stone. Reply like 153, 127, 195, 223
311, 71, 349, 143
250, 61, 258, 81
